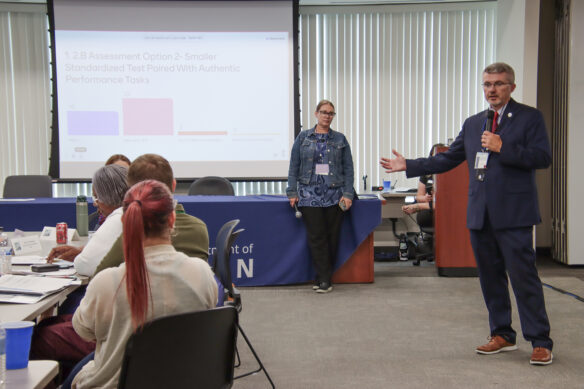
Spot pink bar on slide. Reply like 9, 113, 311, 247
123, 98, 173, 135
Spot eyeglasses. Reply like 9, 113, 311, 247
482, 81, 511, 89
318, 110, 336, 117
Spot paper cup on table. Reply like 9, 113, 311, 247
1, 321, 35, 369
383, 180, 392, 191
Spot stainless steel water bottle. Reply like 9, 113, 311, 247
76, 195, 89, 237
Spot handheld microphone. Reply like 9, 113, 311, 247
486, 110, 494, 132
425, 177, 434, 195
294, 203, 302, 218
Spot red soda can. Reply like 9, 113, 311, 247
56, 222, 68, 244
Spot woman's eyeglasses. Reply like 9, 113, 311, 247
319, 110, 336, 117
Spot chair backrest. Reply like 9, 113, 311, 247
3, 175, 53, 198
188, 176, 234, 196
416, 209, 434, 233
117, 306, 238, 389
213, 220, 244, 304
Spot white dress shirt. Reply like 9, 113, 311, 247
74, 207, 123, 276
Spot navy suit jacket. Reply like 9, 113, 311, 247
406, 98, 551, 230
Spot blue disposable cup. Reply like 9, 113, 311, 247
383, 180, 391, 191
2, 321, 35, 369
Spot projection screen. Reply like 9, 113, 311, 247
48, 0, 299, 180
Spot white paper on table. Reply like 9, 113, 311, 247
0, 274, 73, 295
40, 226, 56, 241
391, 187, 408, 192
0, 293, 45, 304
0, 198, 35, 202
10, 255, 47, 265
11, 267, 77, 277
10, 236, 43, 255
39, 227, 80, 243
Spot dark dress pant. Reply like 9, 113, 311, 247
300, 205, 344, 284
469, 214, 552, 350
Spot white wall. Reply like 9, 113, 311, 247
497, 0, 554, 248
496, 0, 540, 105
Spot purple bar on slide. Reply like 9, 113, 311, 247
68, 111, 119, 135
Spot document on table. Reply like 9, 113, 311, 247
0, 274, 74, 303
10, 255, 48, 265
11, 267, 77, 277
393, 187, 417, 193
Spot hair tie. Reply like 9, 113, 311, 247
134, 200, 142, 207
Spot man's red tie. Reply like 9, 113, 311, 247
492, 111, 498, 133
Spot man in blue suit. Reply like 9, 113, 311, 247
380, 63, 553, 365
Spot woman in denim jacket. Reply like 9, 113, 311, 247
287, 100, 355, 293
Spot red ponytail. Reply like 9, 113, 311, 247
122, 180, 174, 329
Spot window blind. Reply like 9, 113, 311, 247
299, 2, 496, 190
0, 4, 51, 196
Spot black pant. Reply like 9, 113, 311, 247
300, 205, 344, 283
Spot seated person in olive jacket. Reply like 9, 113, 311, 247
94, 153, 209, 276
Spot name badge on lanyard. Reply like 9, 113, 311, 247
475, 152, 489, 169
475, 152, 489, 182
315, 163, 329, 175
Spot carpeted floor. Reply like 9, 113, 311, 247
230, 257, 584, 388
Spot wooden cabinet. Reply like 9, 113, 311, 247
433, 146, 478, 276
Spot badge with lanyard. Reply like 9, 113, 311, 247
315, 134, 329, 175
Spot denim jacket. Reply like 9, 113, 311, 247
286, 126, 355, 200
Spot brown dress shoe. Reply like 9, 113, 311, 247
530, 347, 553, 365
476, 335, 518, 355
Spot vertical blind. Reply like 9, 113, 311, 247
0, 4, 51, 196
0, 2, 495, 196
551, 0, 569, 263
299, 2, 496, 190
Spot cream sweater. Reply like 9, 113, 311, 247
72, 245, 218, 389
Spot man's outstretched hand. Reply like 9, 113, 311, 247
380, 150, 406, 173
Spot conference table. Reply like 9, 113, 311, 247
1, 284, 82, 322
0, 195, 381, 286
5, 360, 60, 389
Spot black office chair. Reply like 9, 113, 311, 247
3, 175, 53, 198
188, 176, 235, 195
117, 306, 238, 389
213, 219, 275, 389
412, 209, 434, 266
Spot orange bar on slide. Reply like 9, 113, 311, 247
177, 131, 228, 135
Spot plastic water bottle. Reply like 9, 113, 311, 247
399, 234, 409, 261
0, 326, 6, 388
76, 195, 89, 237
0, 229, 11, 276
0, 250, 10, 276
0, 228, 8, 249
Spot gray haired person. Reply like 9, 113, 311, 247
92, 164, 129, 211
47, 164, 129, 276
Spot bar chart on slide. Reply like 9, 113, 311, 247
56, 30, 291, 162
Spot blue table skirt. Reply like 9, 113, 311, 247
0, 195, 381, 286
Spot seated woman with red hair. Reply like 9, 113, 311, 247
64, 179, 217, 388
